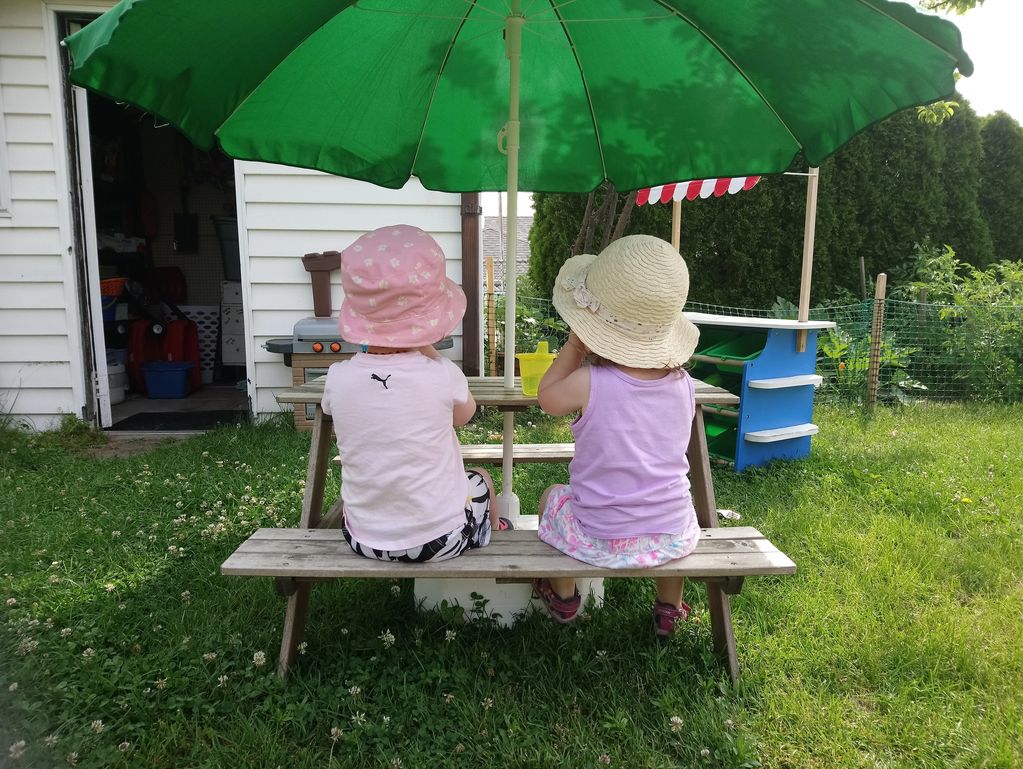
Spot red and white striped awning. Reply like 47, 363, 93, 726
637, 176, 761, 205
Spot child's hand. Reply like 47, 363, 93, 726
565, 332, 588, 356
417, 344, 441, 359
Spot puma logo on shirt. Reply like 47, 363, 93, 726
371, 373, 392, 390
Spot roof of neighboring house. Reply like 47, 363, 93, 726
482, 215, 532, 289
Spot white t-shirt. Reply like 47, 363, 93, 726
321, 352, 470, 550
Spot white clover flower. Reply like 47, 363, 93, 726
118, 741, 130, 752
217, 675, 228, 688
700, 748, 710, 757
379, 629, 395, 649
43, 735, 58, 748
252, 651, 267, 667
155, 678, 167, 690
390, 585, 401, 596
180, 590, 192, 602
297, 641, 307, 656
329, 727, 343, 743
670, 715, 684, 733
382, 715, 391, 726
8, 682, 17, 692
598, 756, 611, 766
391, 758, 402, 768
724, 719, 734, 729
202, 652, 217, 662
16, 639, 38, 656
340, 628, 349, 636
348, 685, 361, 697
90, 720, 104, 734
444, 693, 455, 704
66, 751, 78, 765
444, 630, 457, 642
48, 575, 61, 584
6, 598, 16, 607
481, 697, 494, 710
9, 741, 26, 760
104, 583, 115, 593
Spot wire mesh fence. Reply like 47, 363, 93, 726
484, 292, 1023, 402
482, 293, 569, 375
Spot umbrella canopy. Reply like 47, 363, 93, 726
66, 0, 971, 194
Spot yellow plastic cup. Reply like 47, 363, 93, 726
515, 341, 558, 396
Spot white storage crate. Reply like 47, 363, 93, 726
179, 305, 220, 384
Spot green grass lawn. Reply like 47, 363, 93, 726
1, 404, 1021, 768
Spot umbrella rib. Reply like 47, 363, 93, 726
650, 0, 803, 151
546, 0, 608, 183
851, 0, 964, 70
408, 1, 478, 180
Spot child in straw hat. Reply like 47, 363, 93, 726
321, 224, 506, 563
533, 234, 701, 635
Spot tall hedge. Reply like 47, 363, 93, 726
979, 112, 1023, 262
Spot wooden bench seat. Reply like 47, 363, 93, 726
223, 526, 793, 581
221, 524, 795, 681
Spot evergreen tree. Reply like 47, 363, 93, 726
933, 100, 994, 266
979, 111, 1023, 261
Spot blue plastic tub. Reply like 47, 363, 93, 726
142, 362, 194, 399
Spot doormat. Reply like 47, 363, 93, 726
108, 410, 249, 432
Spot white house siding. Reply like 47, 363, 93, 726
0, 0, 102, 429
235, 163, 465, 417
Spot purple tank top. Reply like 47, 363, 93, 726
569, 365, 696, 539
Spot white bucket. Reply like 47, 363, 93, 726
107, 363, 128, 405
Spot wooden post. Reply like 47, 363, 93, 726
486, 256, 497, 377
796, 167, 820, 352
670, 199, 682, 251
859, 255, 868, 300
866, 273, 888, 408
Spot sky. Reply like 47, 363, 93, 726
481, 1, 1021, 218
941, 0, 1023, 123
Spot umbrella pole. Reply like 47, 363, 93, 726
796, 166, 820, 352
498, 3, 524, 518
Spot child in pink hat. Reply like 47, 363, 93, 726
321, 224, 503, 563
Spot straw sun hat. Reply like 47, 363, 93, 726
552, 235, 699, 369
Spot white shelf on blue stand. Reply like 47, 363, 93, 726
744, 423, 820, 443
748, 374, 823, 389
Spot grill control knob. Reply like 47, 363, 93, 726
330, 342, 341, 353
311, 342, 324, 353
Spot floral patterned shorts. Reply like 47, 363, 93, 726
537, 485, 700, 569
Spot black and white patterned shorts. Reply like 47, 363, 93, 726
343, 470, 492, 563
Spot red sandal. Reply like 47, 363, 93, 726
532, 578, 581, 624
653, 600, 692, 637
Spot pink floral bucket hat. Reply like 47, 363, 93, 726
338, 224, 466, 347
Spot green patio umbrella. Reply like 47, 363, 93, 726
66, 0, 971, 514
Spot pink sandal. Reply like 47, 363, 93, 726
653, 600, 692, 637
532, 578, 581, 624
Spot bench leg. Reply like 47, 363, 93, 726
277, 583, 311, 679
706, 584, 740, 684
688, 407, 741, 684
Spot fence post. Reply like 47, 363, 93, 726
866, 273, 888, 407
486, 256, 497, 377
